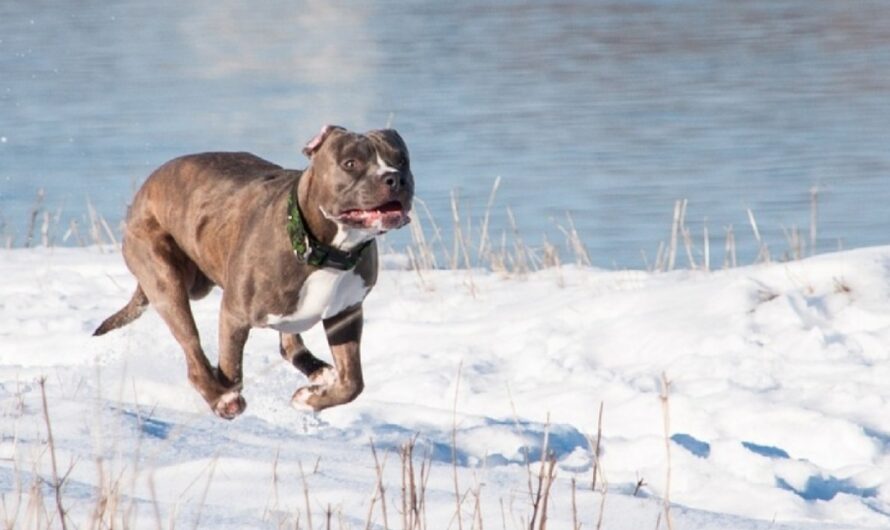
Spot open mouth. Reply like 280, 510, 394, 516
336, 200, 410, 230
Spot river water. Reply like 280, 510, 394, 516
2, 0, 889, 267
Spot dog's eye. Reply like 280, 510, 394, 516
396, 155, 408, 168
342, 159, 356, 170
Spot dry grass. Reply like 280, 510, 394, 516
403, 185, 823, 277
4, 183, 826, 279
659, 373, 674, 530
652, 192, 821, 273
4, 190, 121, 251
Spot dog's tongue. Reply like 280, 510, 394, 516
338, 202, 410, 230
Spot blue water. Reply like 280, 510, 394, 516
2, 0, 889, 267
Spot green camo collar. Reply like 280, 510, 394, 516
286, 190, 371, 271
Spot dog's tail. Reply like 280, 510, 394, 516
93, 285, 149, 336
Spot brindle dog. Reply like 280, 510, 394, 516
94, 125, 414, 419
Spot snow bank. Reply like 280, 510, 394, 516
1, 246, 889, 528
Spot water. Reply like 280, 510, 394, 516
2, 0, 889, 267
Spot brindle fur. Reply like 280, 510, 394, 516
94, 127, 413, 419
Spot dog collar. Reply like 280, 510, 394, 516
286, 191, 371, 271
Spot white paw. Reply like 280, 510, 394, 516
291, 385, 323, 412
214, 390, 246, 420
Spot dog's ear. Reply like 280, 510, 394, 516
302, 125, 345, 158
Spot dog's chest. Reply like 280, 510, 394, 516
265, 269, 369, 333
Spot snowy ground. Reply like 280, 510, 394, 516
1, 246, 889, 529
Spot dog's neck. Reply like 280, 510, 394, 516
294, 168, 377, 253
295, 168, 336, 245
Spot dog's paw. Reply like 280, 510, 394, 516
291, 385, 326, 412
294, 368, 339, 411
214, 390, 246, 420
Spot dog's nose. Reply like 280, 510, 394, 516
382, 173, 402, 191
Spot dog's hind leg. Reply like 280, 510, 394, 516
122, 228, 241, 419
279, 332, 332, 381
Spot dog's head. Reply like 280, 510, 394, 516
303, 125, 414, 232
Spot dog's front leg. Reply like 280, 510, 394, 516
280, 332, 332, 380
291, 306, 364, 412
214, 307, 249, 419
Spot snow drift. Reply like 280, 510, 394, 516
1, 246, 889, 528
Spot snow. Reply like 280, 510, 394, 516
1, 245, 889, 528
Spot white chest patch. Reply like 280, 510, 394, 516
265, 269, 369, 334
